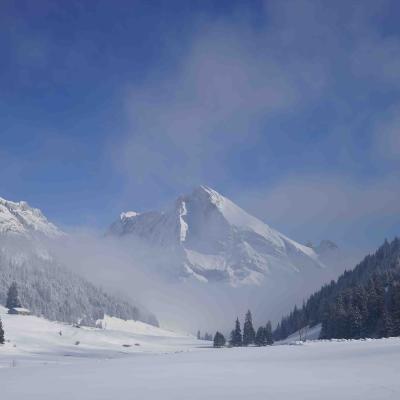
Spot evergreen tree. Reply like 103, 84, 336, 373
197, 330, 201, 340
352, 286, 368, 337
243, 310, 255, 346
320, 305, 333, 339
255, 327, 267, 346
265, 321, 274, 345
366, 276, 385, 336
6, 281, 22, 309
230, 318, 242, 347
273, 322, 281, 341
0, 318, 4, 344
348, 305, 362, 339
332, 294, 348, 338
378, 310, 393, 338
213, 331, 226, 348
390, 283, 400, 336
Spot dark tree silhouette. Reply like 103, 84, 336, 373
6, 281, 22, 309
255, 327, 267, 346
230, 317, 242, 347
0, 318, 4, 344
243, 310, 255, 346
213, 331, 226, 348
265, 321, 274, 345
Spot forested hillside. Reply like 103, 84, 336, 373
0, 251, 159, 327
274, 238, 400, 340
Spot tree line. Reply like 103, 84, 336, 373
273, 237, 400, 341
197, 331, 213, 341
213, 310, 274, 348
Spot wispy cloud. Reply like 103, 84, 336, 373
112, 4, 332, 193
112, 1, 399, 193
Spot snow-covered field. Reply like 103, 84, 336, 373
1, 309, 400, 399
1, 337, 399, 399
0, 306, 200, 369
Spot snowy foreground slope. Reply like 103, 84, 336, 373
1, 308, 399, 400
1, 327, 399, 400
109, 186, 328, 286
0, 306, 198, 368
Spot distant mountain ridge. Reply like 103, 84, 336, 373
109, 186, 327, 286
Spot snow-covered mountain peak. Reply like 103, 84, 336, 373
109, 186, 325, 286
120, 211, 140, 220
191, 185, 224, 206
0, 196, 62, 239
179, 186, 291, 251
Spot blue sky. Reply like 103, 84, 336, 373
0, 0, 399, 251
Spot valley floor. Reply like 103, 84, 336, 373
1, 307, 399, 399
1, 336, 400, 399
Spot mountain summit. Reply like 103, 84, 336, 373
109, 186, 325, 285
0, 197, 61, 238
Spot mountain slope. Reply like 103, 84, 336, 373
0, 304, 196, 368
109, 186, 325, 286
0, 196, 158, 327
0, 250, 157, 326
273, 237, 400, 341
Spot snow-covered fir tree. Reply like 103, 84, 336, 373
213, 331, 226, 348
265, 321, 274, 345
230, 317, 242, 347
243, 310, 255, 346
255, 326, 267, 346
6, 281, 22, 309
